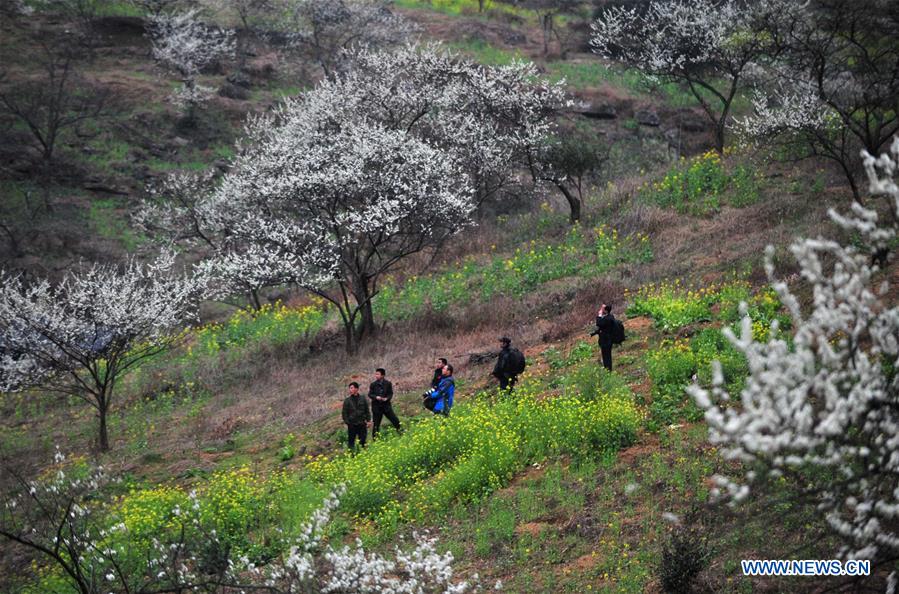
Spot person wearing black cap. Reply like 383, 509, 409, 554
492, 336, 524, 391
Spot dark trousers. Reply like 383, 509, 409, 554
499, 374, 517, 391
600, 344, 613, 371
347, 423, 367, 451
372, 402, 401, 437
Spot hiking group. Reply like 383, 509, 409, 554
342, 306, 623, 452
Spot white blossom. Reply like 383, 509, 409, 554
591, 0, 781, 151
690, 137, 899, 564
277, 0, 416, 76
0, 252, 204, 449
141, 42, 565, 350
149, 9, 235, 113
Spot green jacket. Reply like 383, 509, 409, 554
342, 393, 371, 426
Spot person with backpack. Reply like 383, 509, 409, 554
369, 368, 402, 439
590, 303, 623, 371
342, 382, 371, 453
427, 363, 455, 416
493, 336, 526, 391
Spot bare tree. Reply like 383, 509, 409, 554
516, 0, 581, 57
0, 42, 108, 170
34, 0, 115, 52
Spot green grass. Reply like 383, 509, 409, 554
87, 197, 146, 252
374, 224, 652, 321
449, 39, 526, 65
638, 151, 762, 216
306, 374, 640, 537
394, 0, 532, 21
189, 301, 329, 357
146, 157, 208, 172
434, 423, 837, 592
546, 61, 697, 106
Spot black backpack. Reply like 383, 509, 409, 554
508, 347, 527, 374
613, 319, 626, 345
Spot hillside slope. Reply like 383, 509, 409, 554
0, 3, 887, 593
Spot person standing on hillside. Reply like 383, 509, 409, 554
431, 357, 448, 389
369, 368, 402, 438
342, 382, 371, 453
431, 364, 455, 416
493, 336, 525, 391
591, 303, 616, 371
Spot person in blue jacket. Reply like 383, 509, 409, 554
431, 364, 455, 416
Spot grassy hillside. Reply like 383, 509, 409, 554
0, 1, 889, 592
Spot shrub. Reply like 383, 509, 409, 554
658, 516, 712, 594
626, 281, 716, 330
118, 467, 299, 560
191, 300, 328, 356
627, 279, 785, 333
640, 151, 761, 215
278, 433, 297, 461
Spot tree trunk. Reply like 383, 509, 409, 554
249, 288, 262, 310
841, 162, 862, 203
97, 395, 109, 452
356, 295, 377, 343
714, 120, 726, 155
343, 320, 358, 355
554, 181, 581, 223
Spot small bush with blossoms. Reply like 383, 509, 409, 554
626, 279, 788, 333
4, 453, 488, 593
625, 280, 719, 331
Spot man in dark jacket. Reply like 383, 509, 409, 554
342, 382, 371, 453
369, 368, 401, 438
492, 336, 518, 391
431, 358, 448, 389
591, 303, 616, 371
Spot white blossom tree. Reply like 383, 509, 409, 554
736, 0, 899, 201
274, 0, 415, 77
134, 171, 293, 310
149, 9, 235, 121
141, 43, 566, 352
591, 0, 781, 153
690, 137, 899, 576
207, 116, 471, 354
0, 253, 203, 451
